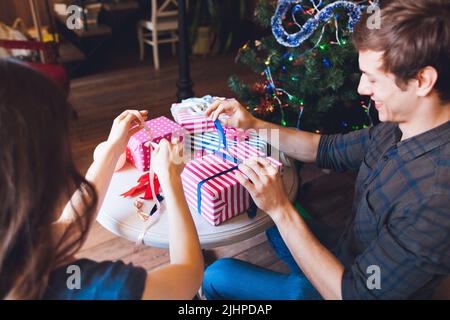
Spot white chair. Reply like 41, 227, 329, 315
137, 0, 179, 70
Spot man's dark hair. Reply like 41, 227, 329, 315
353, 0, 450, 103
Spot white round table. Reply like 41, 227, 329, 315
97, 153, 298, 249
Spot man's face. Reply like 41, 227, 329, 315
357, 50, 418, 123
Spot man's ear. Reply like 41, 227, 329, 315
416, 66, 438, 97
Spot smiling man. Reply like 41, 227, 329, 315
202, 0, 450, 300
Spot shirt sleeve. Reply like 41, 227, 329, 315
341, 194, 450, 300
44, 259, 147, 300
316, 126, 375, 172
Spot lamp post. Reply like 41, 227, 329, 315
176, 0, 194, 101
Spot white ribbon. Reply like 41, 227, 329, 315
170, 95, 215, 117
126, 111, 163, 249
135, 166, 161, 248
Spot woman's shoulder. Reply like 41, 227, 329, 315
43, 258, 147, 300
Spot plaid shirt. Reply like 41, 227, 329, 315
316, 121, 450, 299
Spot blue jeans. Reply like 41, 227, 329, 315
203, 219, 339, 300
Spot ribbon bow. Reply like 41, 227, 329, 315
175, 95, 215, 115
120, 173, 160, 200
225, 127, 251, 143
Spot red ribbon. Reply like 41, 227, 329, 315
120, 173, 160, 200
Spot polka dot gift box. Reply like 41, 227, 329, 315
126, 116, 186, 171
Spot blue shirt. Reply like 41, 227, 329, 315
43, 259, 147, 300
316, 121, 450, 299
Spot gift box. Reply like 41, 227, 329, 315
171, 95, 216, 134
190, 127, 269, 157
181, 153, 251, 226
172, 109, 216, 134
181, 147, 282, 226
225, 142, 281, 167
126, 116, 186, 171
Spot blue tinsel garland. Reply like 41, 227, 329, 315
271, 0, 364, 47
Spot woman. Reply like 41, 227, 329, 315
0, 59, 203, 299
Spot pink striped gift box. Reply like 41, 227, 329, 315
192, 135, 282, 169
190, 128, 269, 156
227, 143, 282, 167
126, 116, 186, 171
181, 149, 282, 226
181, 154, 251, 226
171, 106, 216, 134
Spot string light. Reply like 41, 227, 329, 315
323, 58, 331, 68
248, 1, 377, 130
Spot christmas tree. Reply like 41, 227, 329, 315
228, 0, 378, 134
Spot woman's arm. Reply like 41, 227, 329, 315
141, 139, 204, 300
53, 111, 203, 299
54, 110, 148, 243
56, 143, 121, 227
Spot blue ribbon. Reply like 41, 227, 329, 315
247, 201, 257, 219
191, 132, 267, 155
214, 119, 227, 150
212, 119, 239, 163
197, 165, 239, 215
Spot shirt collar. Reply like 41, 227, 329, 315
394, 120, 450, 161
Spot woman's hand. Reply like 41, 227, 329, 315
105, 110, 148, 158
234, 157, 291, 219
150, 138, 185, 185
205, 97, 256, 129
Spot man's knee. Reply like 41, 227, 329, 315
205, 258, 240, 282
203, 258, 239, 299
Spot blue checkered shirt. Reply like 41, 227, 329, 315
316, 121, 450, 299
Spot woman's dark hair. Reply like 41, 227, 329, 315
0, 59, 98, 299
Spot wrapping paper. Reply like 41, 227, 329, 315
126, 116, 185, 171
171, 95, 216, 134
181, 154, 251, 226
171, 108, 216, 134
181, 146, 282, 226
190, 127, 269, 157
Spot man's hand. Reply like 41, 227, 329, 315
205, 97, 256, 129
234, 157, 291, 217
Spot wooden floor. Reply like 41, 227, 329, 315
70, 53, 356, 275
